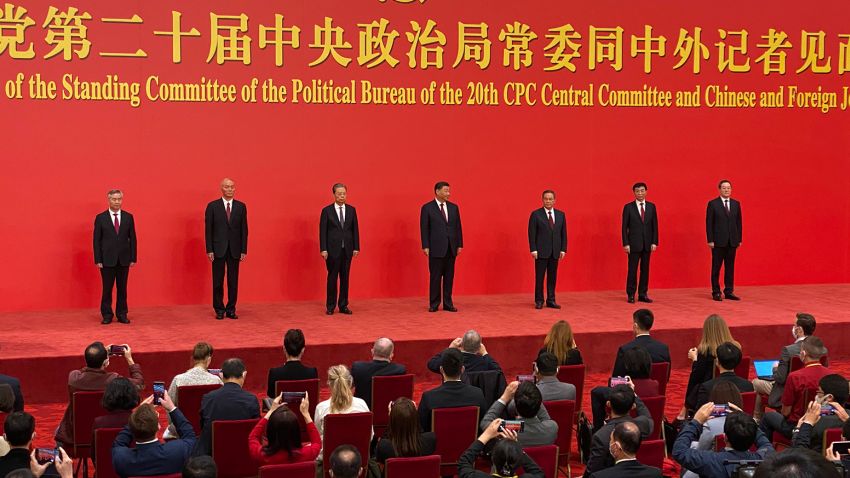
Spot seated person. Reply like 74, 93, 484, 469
166, 342, 222, 438
458, 419, 544, 478
195, 358, 260, 456
588, 422, 662, 478
755, 447, 841, 478
689, 382, 744, 454
584, 385, 653, 477
792, 398, 850, 455
481, 381, 558, 447
0, 412, 56, 478
426, 330, 502, 374
351, 337, 406, 409
418, 348, 488, 433
249, 391, 320, 465
533, 352, 576, 402
693, 342, 753, 410
611, 309, 670, 377
0, 384, 15, 456
540, 320, 583, 365
182, 456, 217, 478
94, 378, 140, 430
328, 445, 363, 478
680, 314, 741, 420
29, 447, 72, 478
314, 365, 371, 441
591, 347, 658, 432
267, 329, 318, 398
375, 398, 436, 463
791, 373, 848, 452
0, 374, 23, 412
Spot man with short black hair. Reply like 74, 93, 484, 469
420, 181, 463, 312
528, 189, 567, 309
611, 310, 670, 377
0, 412, 39, 477
753, 447, 840, 478
195, 358, 260, 456
426, 330, 502, 374
481, 381, 558, 447
589, 421, 661, 478
622, 182, 658, 304
328, 445, 362, 478
584, 385, 654, 476
458, 419, 544, 478
694, 342, 754, 409
0, 374, 24, 412
534, 352, 576, 401
351, 337, 406, 409
266, 329, 318, 397
183, 456, 217, 478
419, 348, 487, 432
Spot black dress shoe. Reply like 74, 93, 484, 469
627, 296, 635, 303
535, 303, 544, 309
340, 307, 353, 315
444, 306, 458, 312
712, 294, 722, 301
638, 296, 653, 303
546, 303, 561, 309
428, 307, 438, 313
725, 293, 741, 301
326, 309, 334, 315
117, 316, 130, 324
226, 311, 239, 319
101, 317, 113, 325
215, 311, 224, 320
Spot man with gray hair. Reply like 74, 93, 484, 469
351, 337, 406, 409
93, 189, 137, 324
319, 183, 360, 315
426, 330, 502, 374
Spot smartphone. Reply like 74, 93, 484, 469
207, 368, 221, 376
517, 374, 535, 383
711, 404, 730, 417
821, 404, 836, 416
35, 448, 58, 464
282, 391, 306, 404
153, 381, 166, 405
499, 420, 525, 433
610, 376, 629, 387
832, 441, 850, 455
109, 345, 126, 356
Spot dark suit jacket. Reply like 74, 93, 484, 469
694, 371, 755, 409
351, 360, 407, 409
528, 208, 567, 258
195, 382, 260, 455
266, 361, 318, 398
584, 398, 653, 476
706, 197, 742, 247
0, 374, 24, 412
418, 381, 487, 432
426, 350, 502, 374
420, 200, 463, 257
0, 448, 34, 478
768, 340, 827, 409
621, 202, 658, 252
93, 210, 137, 266
319, 203, 360, 258
611, 335, 671, 378
458, 439, 543, 478
205, 199, 248, 258
589, 459, 662, 478
112, 408, 196, 478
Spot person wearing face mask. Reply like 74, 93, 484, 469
588, 422, 661, 478
751, 313, 823, 420
705, 179, 742, 301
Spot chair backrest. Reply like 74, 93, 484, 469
275, 379, 320, 417
635, 439, 665, 469
94, 427, 123, 478
714, 433, 727, 452
212, 419, 260, 478
542, 399, 574, 466
649, 362, 670, 397
521, 445, 559, 478
72, 390, 106, 451
715, 356, 752, 380
177, 384, 222, 436
824, 427, 844, 455
790, 355, 829, 373
258, 463, 316, 478
556, 364, 585, 414
629, 395, 665, 441
432, 406, 479, 477
322, 412, 373, 478
371, 374, 414, 433
741, 391, 756, 416
384, 454, 441, 478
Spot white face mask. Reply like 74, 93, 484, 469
792, 326, 798, 339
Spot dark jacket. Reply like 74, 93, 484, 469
685, 352, 716, 410
0, 374, 24, 412
351, 360, 407, 409
694, 371, 755, 410
420, 200, 463, 257
458, 439, 543, 478
611, 335, 671, 378
195, 382, 260, 456
622, 201, 659, 252
673, 420, 773, 478
427, 350, 502, 374
528, 208, 567, 258
706, 197, 742, 247
112, 408, 196, 478
589, 459, 662, 478
205, 199, 248, 258
319, 203, 360, 258
584, 397, 654, 476
375, 432, 437, 463
266, 361, 318, 398
93, 210, 137, 266
418, 381, 487, 432
0, 448, 35, 478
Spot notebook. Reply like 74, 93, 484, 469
753, 359, 779, 380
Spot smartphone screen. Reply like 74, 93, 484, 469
109, 345, 125, 356
153, 381, 166, 405
500, 420, 525, 433
610, 377, 629, 387
35, 448, 57, 464
282, 391, 306, 404
207, 368, 221, 376
517, 374, 535, 383
711, 404, 730, 417
833, 441, 850, 455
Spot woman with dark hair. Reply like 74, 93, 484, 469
687, 381, 744, 457
621, 347, 659, 396
375, 398, 436, 463
92, 377, 139, 430
248, 392, 321, 465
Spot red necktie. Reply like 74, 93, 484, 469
440, 203, 448, 222
640, 203, 645, 222
226, 202, 232, 223
113, 213, 119, 234
548, 210, 554, 228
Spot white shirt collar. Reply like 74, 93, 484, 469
615, 457, 637, 464
336, 203, 346, 210
222, 197, 233, 205
136, 437, 159, 445
109, 209, 121, 216
544, 207, 554, 214
435, 198, 446, 207
635, 200, 645, 207
721, 197, 730, 202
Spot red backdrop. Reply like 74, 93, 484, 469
3, 0, 849, 312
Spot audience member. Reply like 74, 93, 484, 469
351, 337, 406, 409
458, 419, 544, 478
166, 342, 222, 438
195, 358, 260, 456
754, 447, 841, 478
690, 382, 744, 454
426, 330, 502, 374
481, 381, 558, 446
266, 329, 319, 398
584, 384, 654, 476
611, 309, 670, 377
55, 342, 144, 446
824, 419, 850, 471
794, 374, 849, 452
694, 342, 753, 409
375, 398, 437, 463
419, 348, 488, 432
314, 365, 371, 440
249, 391, 320, 465
28, 447, 72, 478
534, 352, 576, 401
93, 377, 139, 431
328, 445, 362, 478
592, 347, 658, 432
679, 314, 741, 420
0, 384, 15, 456
588, 421, 662, 478
0, 374, 24, 412
760, 336, 830, 440
0, 412, 40, 477
540, 320, 583, 365
752, 312, 821, 419
182, 456, 217, 478
112, 393, 196, 478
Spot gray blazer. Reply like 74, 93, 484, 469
480, 400, 558, 447
768, 339, 827, 409
537, 377, 576, 402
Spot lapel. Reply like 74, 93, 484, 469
106, 210, 121, 236
331, 204, 343, 229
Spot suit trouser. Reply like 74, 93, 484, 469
626, 250, 651, 297
534, 256, 559, 304
429, 251, 456, 309
326, 249, 352, 310
710, 245, 737, 294
100, 265, 129, 318
212, 249, 240, 312
751, 378, 774, 420
590, 386, 613, 433
760, 410, 795, 440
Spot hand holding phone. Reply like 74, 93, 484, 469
710, 404, 730, 417
109, 344, 126, 356
610, 376, 629, 387
153, 381, 166, 405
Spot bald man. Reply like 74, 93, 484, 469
205, 178, 248, 320
350, 338, 407, 409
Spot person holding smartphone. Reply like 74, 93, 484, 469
249, 392, 321, 465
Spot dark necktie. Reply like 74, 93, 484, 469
640, 203, 645, 222
724, 199, 730, 215
440, 203, 447, 222
113, 213, 119, 234
547, 210, 554, 228
338, 206, 345, 228
226, 202, 232, 223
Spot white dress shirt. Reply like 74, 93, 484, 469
109, 209, 121, 226
435, 198, 448, 221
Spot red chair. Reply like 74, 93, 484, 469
630, 395, 665, 441
258, 463, 316, 478
212, 419, 260, 478
714, 433, 727, 451
0, 411, 6, 431
371, 374, 414, 437
275, 379, 320, 441
556, 364, 585, 415
649, 362, 670, 397
741, 391, 756, 416
790, 355, 829, 373
636, 439, 665, 469
715, 356, 752, 380
93, 427, 122, 478
521, 445, 559, 478
68, 390, 106, 478
824, 427, 844, 455
384, 454, 441, 478
432, 406, 479, 477
322, 412, 373, 478
177, 384, 221, 435
542, 399, 575, 477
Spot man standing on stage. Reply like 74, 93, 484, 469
320, 183, 360, 315
528, 190, 567, 309
205, 178, 248, 319
706, 179, 742, 301
420, 181, 463, 313
94, 189, 137, 324
622, 182, 658, 304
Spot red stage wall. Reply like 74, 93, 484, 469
3, 1, 850, 312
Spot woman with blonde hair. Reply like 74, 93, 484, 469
313, 365, 371, 439
676, 314, 741, 420
540, 320, 583, 365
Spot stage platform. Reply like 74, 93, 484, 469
3, 284, 850, 404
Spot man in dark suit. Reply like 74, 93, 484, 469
622, 182, 658, 304
694, 342, 754, 409
426, 330, 502, 374
351, 337, 406, 410
528, 190, 567, 309
706, 179, 742, 301
266, 329, 318, 397
584, 386, 654, 477
93, 189, 137, 324
419, 348, 487, 432
420, 181, 463, 312
611, 309, 670, 377
195, 358, 259, 456
205, 178, 248, 320
589, 421, 662, 478
320, 183, 360, 315
112, 392, 195, 478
